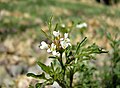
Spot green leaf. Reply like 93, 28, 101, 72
55, 67, 61, 73
107, 32, 113, 41
40, 29, 51, 40
27, 72, 46, 79
37, 61, 51, 74
35, 83, 43, 88
28, 85, 34, 88
87, 43, 108, 54
48, 15, 53, 34
51, 62, 54, 72
75, 37, 87, 54
35, 79, 54, 88
46, 78, 54, 85
54, 23, 58, 31
49, 56, 56, 59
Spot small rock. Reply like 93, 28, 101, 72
28, 57, 36, 66
3, 76, 14, 88
0, 66, 7, 86
0, 43, 8, 53
16, 75, 33, 88
28, 64, 42, 74
6, 62, 28, 77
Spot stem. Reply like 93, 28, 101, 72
111, 43, 118, 88
70, 69, 74, 88
58, 52, 67, 87
59, 52, 66, 79
59, 52, 64, 68
56, 79, 67, 88
75, 37, 87, 54
111, 55, 117, 88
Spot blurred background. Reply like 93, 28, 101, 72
0, 0, 120, 88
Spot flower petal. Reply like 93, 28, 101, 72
40, 41, 48, 49
47, 48, 51, 53
64, 33, 68, 39
53, 31, 60, 37
52, 51, 60, 57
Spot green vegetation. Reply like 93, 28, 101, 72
27, 18, 108, 87
0, 0, 120, 88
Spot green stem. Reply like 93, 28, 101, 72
56, 79, 67, 88
59, 52, 64, 68
58, 52, 67, 87
59, 53, 66, 79
70, 69, 74, 88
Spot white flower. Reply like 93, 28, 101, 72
40, 41, 48, 49
47, 48, 51, 53
47, 43, 60, 57
60, 40, 71, 49
60, 33, 70, 41
61, 24, 65, 28
64, 33, 68, 39
47, 43, 56, 53
52, 51, 60, 57
76, 23, 87, 29
60, 33, 71, 49
53, 31, 60, 37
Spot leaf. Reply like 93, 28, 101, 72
51, 62, 54, 72
75, 37, 87, 54
40, 29, 51, 40
49, 56, 56, 59
106, 32, 113, 41
48, 15, 53, 34
35, 83, 43, 88
87, 43, 108, 54
28, 85, 34, 88
46, 78, 54, 85
55, 67, 61, 73
27, 72, 46, 79
35, 79, 54, 88
97, 48, 108, 54
37, 61, 51, 74
54, 23, 58, 31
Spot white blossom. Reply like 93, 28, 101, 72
47, 48, 51, 53
60, 40, 71, 49
47, 43, 56, 53
60, 33, 70, 41
76, 23, 87, 29
60, 33, 71, 49
40, 41, 48, 49
47, 43, 60, 57
61, 24, 65, 28
64, 33, 68, 39
52, 51, 60, 57
53, 31, 60, 37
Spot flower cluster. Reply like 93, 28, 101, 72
39, 31, 71, 57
